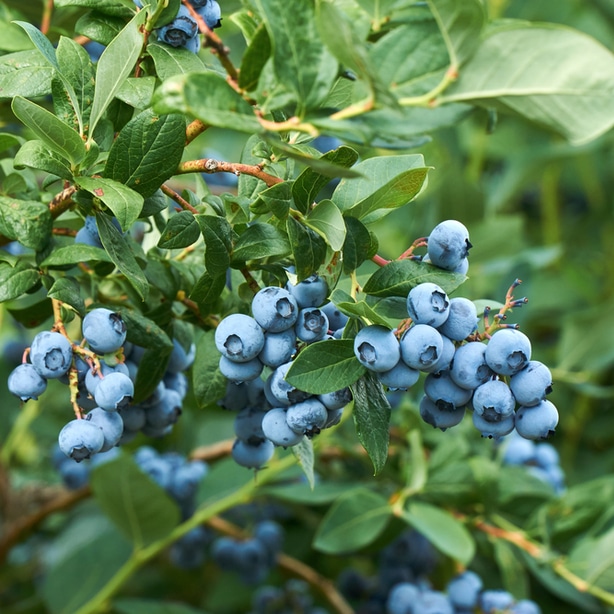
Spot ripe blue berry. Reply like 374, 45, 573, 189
515, 399, 559, 440
437, 297, 478, 341
215, 314, 264, 362
231, 438, 275, 469
472, 410, 515, 439
8, 363, 47, 401
234, 407, 267, 442
446, 570, 483, 609
449, 341, 494, 390
157, 5, 199, 47
399, 324, 444, 371
479, 589, 515, 613
485, 328, 532, 376
197, 0, 222, 29
94, 372, 134, 411
320, 301, 348, 331
472, 379, 516, 421
144, 387, 183, 428
58, 418, 105, 462
30, 331, 73, 379
286, 274, 329, 308
353, 325, 400, 373
258, 329, 296, 367
285, 398, 328, 435
424, 370, 473, 411
167, 339, 196, 373
509, 360, 552, 406
261, 407, 304, 447
82, 308, 127, 354
378, 360, 420, 391
294, 307, 328, 343
318, 387, 352, 410
267, 361, 310, 406
419, 395, 465, 431
85, 407, 124, 451
252, 286, 299, 332
386, 582, 421, 614
426, 220, 471, 271
406, 282, 450, 327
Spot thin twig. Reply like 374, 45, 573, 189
178, 159, 283, 188
160, 184, 199, 214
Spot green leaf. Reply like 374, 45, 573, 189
286, 339, 366, 395
232, 223, 291, 262
90, 453, 180, 548
192, 330, 227, 408
350, 371, 391, 475
105, 109, 186, 198
153, 71, 261, 133
41, 526, 132, 614
254, 0, 338, 111
0, 195, 52, 251
263, 481, 363, 505
0, 132, 25, 153
120, 309, 173, 351
250, 181, 293, 218
75, 11, 127, 46
362, 259, 466, 298
54, 0, 134, 17
47, 277, 86, 316
292, 437, 315, 490
11, 96, 86, 166
12, 20, 58, 68
342, 216, 375, 273
0, 262, 40, 302
14, 139, 73, 180
0, 50, 54, 98
400, 501, 475, 565
195, 215, 233, 278
238, 23, 271, 91
286, 216, 327, 282
333, 154, 429, 223
114, 599, 207, 614
315, 0, 396, 107
440, 22, 614, 145
134, 345, 173, 402
189, 271, 226, 308
292, 145, 359, 213
147, 41, 206, 79
493, 540, 530, 601
76, 176, 144, 231
116, 76, 156, 108
313, 488, 392, 554
427, 0, 486, 66
41, 244, 112, 267
96, 212, 149, 301
158, 211, 200, 249
304, 199, 346, 251
332, 296, 392, 328
89, 11, 145, 135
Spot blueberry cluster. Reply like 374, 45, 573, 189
51, 446, 120, 490
250, 579, 327, 614
134, 0, 222, 54
339, 529, 542, 614
502, 433, 565, 495
211, 519, 284, 584
214, 275, 352, 469
355, 220, 558, 442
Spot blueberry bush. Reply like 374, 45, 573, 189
1, 1, 614, 613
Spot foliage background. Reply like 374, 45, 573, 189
1, 0, 614, 613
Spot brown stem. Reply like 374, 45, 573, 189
41, 0, 54, 35
53, 227, 78, 237
180, 0, 240, 88
190, 439, 234, 462
371, 254, 390, 267
178, 159, 283, 188
185, 119, 210, 144
160, 184, 199, 215
206, 516, 354, 614
240, 268, 261, 295
397, 237, 428, 260
0, 485, 91, 565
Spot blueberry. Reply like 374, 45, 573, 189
164, 370, 189, 399
515, 400, 559, 440
285, 398, 328, 435
479, 589, 515, 613
157, 5, 199, 47
422, 334, 456, 374
167, 339, 196, 373
353, 325, 400, 373
258, 329, 297, 367
58, 459, 90, 490
231, 438, 275, 469
8, 363, 47, 401
424, 370, 473, 411
82, 308, 127, 354
93, 372, 134, 411
318, 387, 353, 410
406, 282, 450, 327
215, 314, 264, 362
169, 526, 209, 569
510, 600, 542, 614
75, 225, 103, 247
419, 395, 465, 431
196, 0, 222, 29
254, 519, 284, 564
378, 360, 420, 391
183, 33, 201, 53
534, 442, 559, 468
267, 361, 311, 406
485, 328, 532, 376
286, 274, 329, 308
211, 536, 240, 570
85, 407, 124, 451
218, 380, 250, 411
472, 410, 515, 439
168, 460, 208, 501
294, 307, 329, 343
437, 297, 478, 341
426, 220, 471, 271
251, 286, 299, 332
399, 324, 444, 371
449, 341, 494, 390
144, 387, 183, 428
509, 360, 552, 406
415, 590, 454, 614
320, 301, 348, 331
234, 406, 267, 442
85, 361, 130, 397
502, 434, 536, 465
386, 582, 421, 614
472, 379, 516, 421
138, 455, 173, 490
219, 355, 263, 383
30, 331, 73, 379
58, 418, 105, 462
261, 407, 304, 447
446, 570, 483, 609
